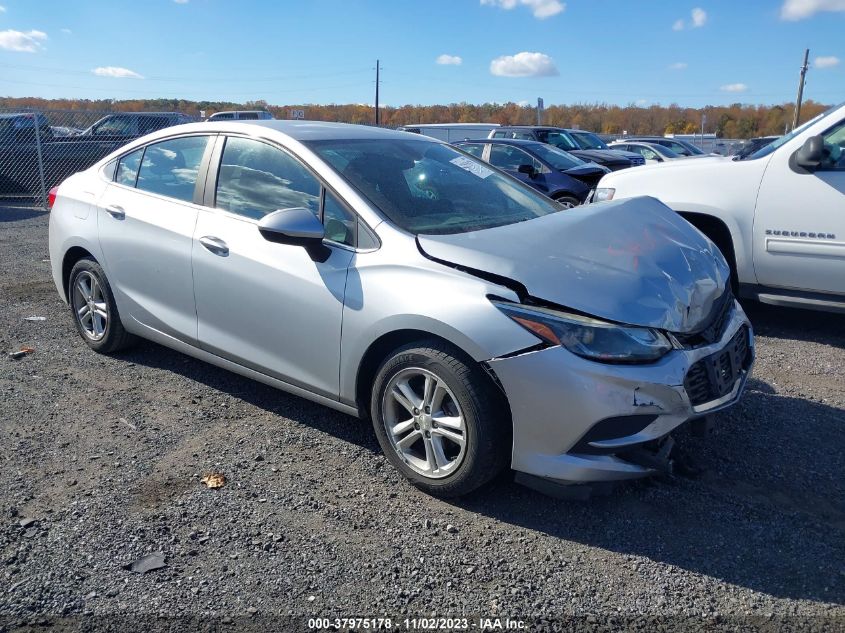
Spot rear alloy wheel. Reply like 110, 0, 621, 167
68, 258, 135, 353
371, 340, 510, 497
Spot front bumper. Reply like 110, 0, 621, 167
487, 302, 754, 485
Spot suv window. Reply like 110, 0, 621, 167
215, 136, 321, 219
138, 116, 171, 135
95, 116, 134, 136
116, 148, 144, 187
821, 120, 845, 170
135, 136, 209, 202
491, 131, 508, 138
512, 132, 534, 140
238, 112, 259, 120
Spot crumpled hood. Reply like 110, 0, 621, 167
417, 196, 731, 333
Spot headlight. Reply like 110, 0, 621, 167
493, 301, 671, 363
592, 187, 615, 202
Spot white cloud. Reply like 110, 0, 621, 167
636, 99, 649, 106
0, 29, 47, 52
490, 51, 559, 77
61, 28, 72, 34
720, 83, 748, 93
781, 0, 845, 20
669, 62, 688, 70
517, 100, 531, 107
480, 0, 565, 20
673, 7, 707, 30
814, 55, 841, 68
92, 66, 144, 79
436, 54, 462, 66
173, 0, 190, 3
0, 6, 6, 13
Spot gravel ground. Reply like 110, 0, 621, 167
1, 209, 843, 632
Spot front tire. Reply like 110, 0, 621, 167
68, 258, 135, 354
370, 340, 510, 497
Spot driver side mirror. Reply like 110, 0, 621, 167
258, 207, 324, 246
795, 135, 825, 170
518, 164, 538, 177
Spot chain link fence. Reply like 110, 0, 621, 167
0, 108, 197, 209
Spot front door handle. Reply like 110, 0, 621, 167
199, 236, 229, 257
104, 205, 125, 220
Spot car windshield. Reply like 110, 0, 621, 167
527, 143, 585, 169
308, 139, 562, 235
675, 141, 704, 155
741, 103, 844, 161
571, 131, 609, 150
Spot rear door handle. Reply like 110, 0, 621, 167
199, 236, 229, 257
104, 204, 125, 220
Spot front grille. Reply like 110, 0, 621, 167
673, 288, 734, 348
684, 326, 752, 406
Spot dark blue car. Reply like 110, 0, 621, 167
454, 138, 610, 207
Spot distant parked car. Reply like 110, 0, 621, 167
734, 136, 780, 159
609, 141, 688, 164
0, 112, 54, 195
455, 139, 609, 207
489, 126, 644, 170
620, 136, 706, 156
44, 112, 194, 191
207, 110, 274, 121
50, 126, 84, 138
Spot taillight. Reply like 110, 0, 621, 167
47, 186, 58, 210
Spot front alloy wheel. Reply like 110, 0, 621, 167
383, 368, 467, 479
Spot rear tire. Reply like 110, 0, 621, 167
68, 258, 135, 354
370, 340, 510, 497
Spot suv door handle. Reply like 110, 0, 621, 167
199, 236, 229, 257
104, 205, 125, 220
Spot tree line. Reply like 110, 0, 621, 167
0, 96, 830, 139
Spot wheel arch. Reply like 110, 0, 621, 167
677, 211, 740, 289
354, 329, 510, 421
62, 246, 96, 301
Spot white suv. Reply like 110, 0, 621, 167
594, 102, 845, 313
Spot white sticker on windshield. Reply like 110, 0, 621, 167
450, 156, 494, 179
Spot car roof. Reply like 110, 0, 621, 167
161, 120, 430, 142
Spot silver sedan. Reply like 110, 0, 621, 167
49, 121, 754, 497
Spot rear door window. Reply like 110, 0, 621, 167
115, 148, 144, 187
135, 136, 209, 202
459, 144, 485, 158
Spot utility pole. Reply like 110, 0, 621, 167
536, 97, 544, 125
374, 59, 380, 126
791, 49, 810, 131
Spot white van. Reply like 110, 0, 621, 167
207, 110, 274, 121
398, 123, 500, 143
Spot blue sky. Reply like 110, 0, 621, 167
0, 0, 840, 107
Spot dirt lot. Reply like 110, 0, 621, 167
1, 209, 844, 631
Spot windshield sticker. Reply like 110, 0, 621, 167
450, 156, 494, 179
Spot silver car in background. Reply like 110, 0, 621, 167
49, 121, 754, 497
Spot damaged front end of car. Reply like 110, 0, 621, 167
417, 196, 755, 494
